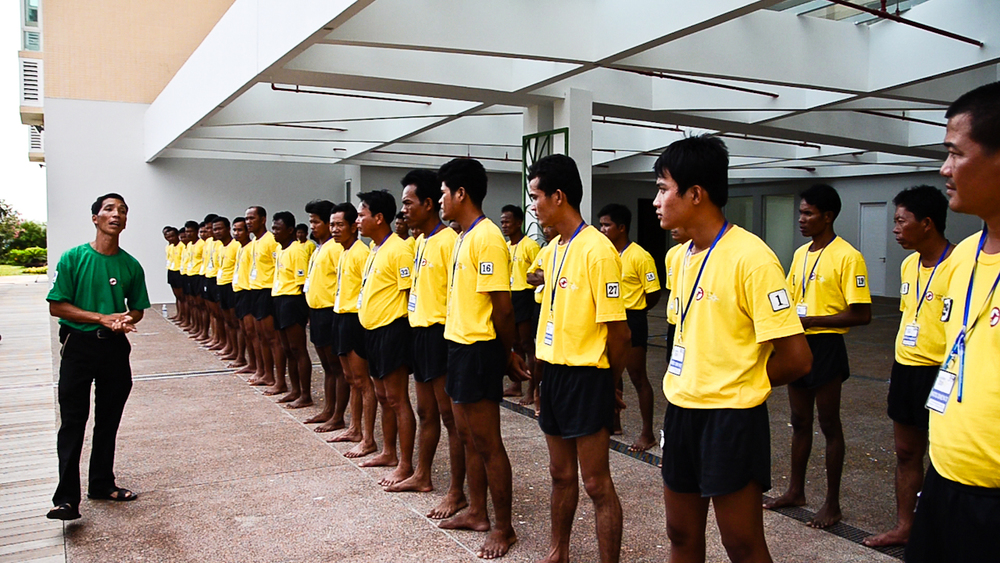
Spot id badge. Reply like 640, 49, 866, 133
356, 291, 363, 310
668, 345, 685, 376
303, 279, 311, 294
796, 304, 807, 317
250, 267, 257, 280
407, 292, 417, 312
902, 323, 919, 347
926, 368, 957, 414
334, 293, 341, 311
543, 321, 554, 346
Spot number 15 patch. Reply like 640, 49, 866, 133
606, 282, 620, 298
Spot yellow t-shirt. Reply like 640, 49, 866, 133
444, 218, 511, 345
234, 243, 252, 291
189, 238, 206, 276
180, 242, 192, 276
250, 232, 279, 290
358, 233, 413, 330
533, 243, 553, 304
165, 243, 175, 271
217, 240, 240, 285
929, 232, 1000, 487
786, 237, 871, 335
535, 226, 626, 368
409, 226, 458, 328
895, 250, 956, 366
509, 236, 541, 291
305, 240, 343, 309
334, 239, 371, 315
204, 239, 222, 278
272, 241, 309, 297
664, 226, 803, 409
620, 242, 660, 310
664, 243, 683, 292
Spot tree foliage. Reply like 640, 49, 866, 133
9, 220, 47, 250
0, 200, 21, 262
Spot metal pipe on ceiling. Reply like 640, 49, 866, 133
269, 83, 433, 105
824, 0, 983, 47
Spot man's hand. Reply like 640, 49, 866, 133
507, 351, 530, 382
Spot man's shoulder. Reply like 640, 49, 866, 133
720, 228, 779, 271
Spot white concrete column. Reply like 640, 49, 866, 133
554, 88, 594, 222
523, 104, 554, 137
343, 164, 361, 203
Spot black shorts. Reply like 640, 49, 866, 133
218, 283, 236, 310
538, 364, 614, 439
887, 361, 938, 429
334, 312, 367, 359
309, 307, 337, 347
446, 339, 506, 404
251, 288, 274, 321
167, 270, 183, 289
203, 277, 219, 303
181, 275, 195, 296
531, 300, 542, 327
905, 464, 1000, 563
412, 324, 448, 383
790, 333, 850, 390
234, 290, 253, 319
364, 317, 412, 379
273, 294, 309, 330
511, 289, 535, 325
625, 309, 648, 349
660, 402, 771, 497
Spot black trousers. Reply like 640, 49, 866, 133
53, 328, 133, 507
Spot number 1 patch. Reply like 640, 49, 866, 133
768, 289, 790, 312
606, 282, 620, 298
479, 262, 494, 275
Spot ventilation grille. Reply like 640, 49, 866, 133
29, 128, 43, 152
23, 30, 41, 51
19, 58, 43, 106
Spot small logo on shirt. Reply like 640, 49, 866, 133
606, 282, 620, 298
991, 307, 1000, 328
941, 298, 953, 322
695, 287, 704, 301
768, 289, 790, 312
479, 262, 494, 275
645, 272, 656, 282
400, 267, 411, 278
420, 258, 427, 267
924, 291, 934, 302
856, 275, 866, 288
558, 277, 569, 289
109, 277, 117, 286
296, 269, 305, 277
900, 282, 909, 295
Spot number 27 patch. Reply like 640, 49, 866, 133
606, 282, 620, 298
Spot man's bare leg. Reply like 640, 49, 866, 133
374, 367, 415, 486
284, 323, 314, 409
626, 345, 656, 452
663, 487, 710, 563
169, 287, 183, 321
517, 323, 537, 407
426, 377, 468, 518
763, 385, 814, 511
227, 323, 248, 367
714, 481, 774, 563
809, 377, 844, 529
342, 353, 378, 457
504, 322, 533, 397
361, 376, 401, 471
275, 328, 299, 403
239, 315, 262, 377
386, 377, 437, 493
306, 346, 344, 427
330, 354, 362, 442
863, 422, 927, 547
218, 309, 238, 358
538, 434, 579, 563
254, 316, 280, 391
439, 402, 490, 533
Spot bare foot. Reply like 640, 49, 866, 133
427, 493, 468, 519
807, 502, 842, 529
439, 510, 490, 532
478, 528, 517, 559
284, 397, 314, 409
221, 352, 238, 361
536, 545, 568, 563
263, 385, 288, 396
763, 491, 806, 510
248, 377, 270, 386
359, 451, 398, 468
329, 428, 362, 443
379, 465, 413, 488
384, 472, 429, 492
343, 440, 377, 458
314, 420, 345, 433
628, 434, 656, 453
229, 361, 249, 369
275, 391, 298, 403
863, 527, 909, 547
304, 412, 332, 424
517, 394, 535, 406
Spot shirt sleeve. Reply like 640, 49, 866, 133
474, 236, 511, 293
46, 250, 76, 303
127, 259, 151, 311
294, 246, 308, 283
591, 253, 627, 323
743, 261, 803, 344
395, 242, 414, 291
639, 251, 661, 294
841, 253, 872, 305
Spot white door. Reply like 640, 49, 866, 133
859, 202, 887, 296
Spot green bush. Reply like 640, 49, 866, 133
8, 247, 47, 266
22, 265, 47, 274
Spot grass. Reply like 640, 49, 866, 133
0, 265, 25, 276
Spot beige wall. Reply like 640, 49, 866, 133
45, 0, 235, 103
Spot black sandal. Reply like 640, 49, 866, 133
47, 503, 81, 520
87, 487, 138, 502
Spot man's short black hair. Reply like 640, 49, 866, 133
273, 211, 295, 230
91, 193, 127, 215
527, 154, 583, 210
945, 81, 1000, 153
213, 216, 231, 229
598, 203, 632, 232
162, 225, 175, 233
893, 185, 949, 235
233, 216, 247, 225
304, 199, 334, 224
501, 204, 524, 222
295, 223, 308, 234
439, 158, 488, 208
357, 190, 396, 224
395, 212, 405, 221
654, 135, 729, 209
247, 205, 267, 219
184, 220, 199, 230
401, 169, 441, 212
203, 213, 219, 224
332, 202, 358, 224
800, 184, 842, 219
198, 221, 208, 229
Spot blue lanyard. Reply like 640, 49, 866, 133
413, 223, 443, 281
913, 242, 950, 321
800, 236, 835, 301
619, 241, 631, 257
678, 222, 728, 336
362, 232, 392, 286
548, 222, 587, 312
450, 215, 486, 289
955, 228, 1000, 402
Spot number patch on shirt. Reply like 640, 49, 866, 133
645, 272, 656, 282
900, 282, 910, 295
768, 289, 790, 312
399, 267, 411, 278
856, 275, 866, 288
606, 282, 620, 298
479, 262, 494, 275
941, 298, 953, 322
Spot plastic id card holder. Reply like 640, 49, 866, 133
668, 345, 685, 376
543, 321, 554, 346
250, 267, 257, 280
926, 368, 956, 414
902, 323, 919, 347
407, 292, 417, 312
356, 291, 363, 310
796, 304, 807, 317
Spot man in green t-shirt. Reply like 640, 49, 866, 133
45, 193, 150, 521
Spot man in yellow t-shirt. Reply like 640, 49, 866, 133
598, 203, 661, 453
356, 191, 416, 488
271, 212, 312, 409
394, 212, 414, 253
387, 169, 465, 516
530, 155, 631, 563
301, 200, 348, 434
663, 227, 690, 361
862, 186, 955, 549
439, 158, 526, 559
212, 217, 240, 361
500, 204, 541, 401
245, 206, 283, 394
192, 221, 215, 342
524, 224, 558, 415
905, 82, 1000, 563
229, 217, 254, 373
176, 225, 194, 328
655, 135, 812, 561
162, 226, 183, 321
329, 202, 378, 459
182, 221, 205, 335
766, 184, 872, 530
203, 219, 226, 351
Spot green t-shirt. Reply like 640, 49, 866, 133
47, 243, 151, 332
